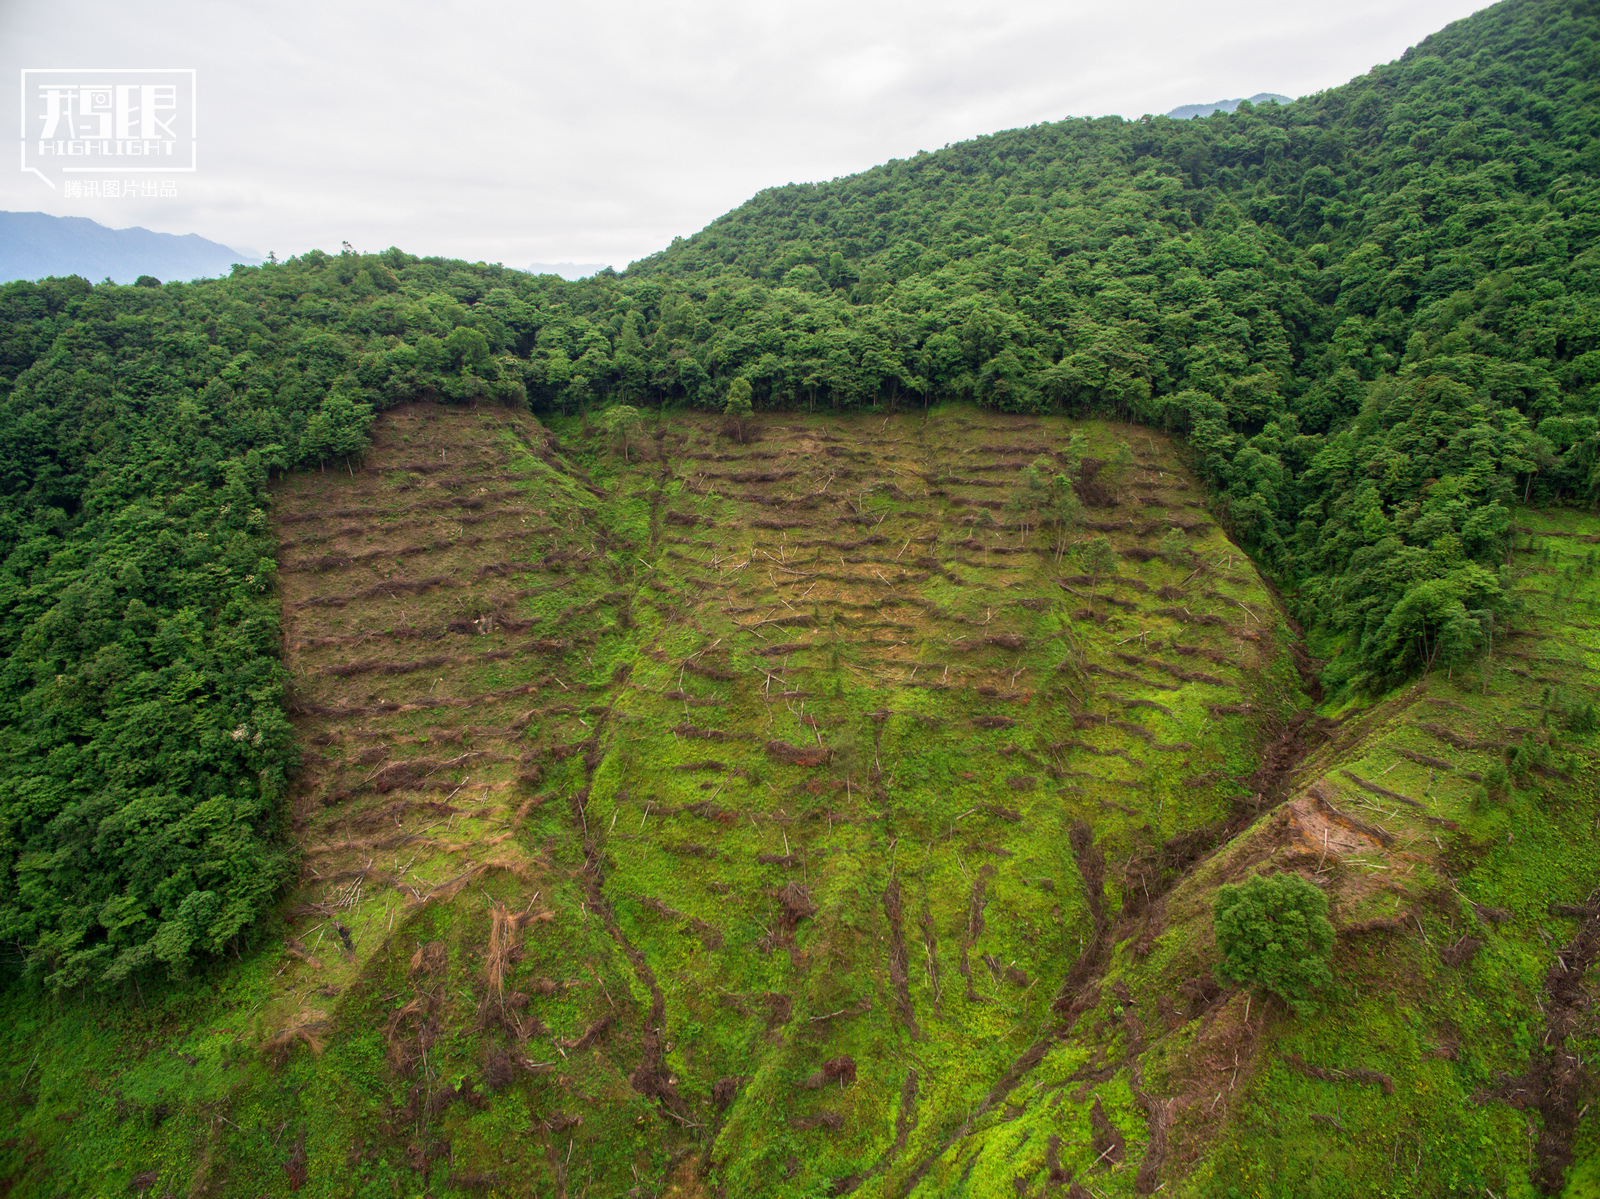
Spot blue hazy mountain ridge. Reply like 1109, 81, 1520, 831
525, 261, 610, 280
1166, 91, 1293, 119
0, 211, 260, 285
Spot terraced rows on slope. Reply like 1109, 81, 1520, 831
1073, 506, 1600, 1197
256, 403, 1308, 1197
1169, 508, 1600, 1196
7, 402, 1595, 1198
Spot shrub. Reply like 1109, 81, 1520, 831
1213, 872, 1334, 1016
1484, 761, 1511, 796
1564, 702, 1598, 734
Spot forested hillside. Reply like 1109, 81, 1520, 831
622, 0, 1600, 695
0, 0, 1597, 1194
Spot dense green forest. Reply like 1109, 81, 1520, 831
0, 0, 1595, 994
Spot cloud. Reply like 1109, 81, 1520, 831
0, 0, 1489, 270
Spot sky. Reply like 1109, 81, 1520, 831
2, 0, 1491, 271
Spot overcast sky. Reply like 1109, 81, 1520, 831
3, 0, 1488, 270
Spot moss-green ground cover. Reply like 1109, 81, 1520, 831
0, 403, 1593, 1198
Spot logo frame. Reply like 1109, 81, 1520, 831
19, 67, 197, 190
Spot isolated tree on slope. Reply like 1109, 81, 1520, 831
724, 377, 754, 443
1214, 872, 1334, 1016
600, 404, 645, 462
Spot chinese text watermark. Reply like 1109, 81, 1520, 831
62, 179, 179, 198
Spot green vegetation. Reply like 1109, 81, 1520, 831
4, 0, 1593, 982
0, 255, 543, 985
617, 0, 1600, 702
0, 403, 1594, 1198
1213, 872, 1335, 1015
723, 374, 753, 420
0, 0, 1596, 1193
0, 405, 1322, 1197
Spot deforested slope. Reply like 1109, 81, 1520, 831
0, 404, 1314, 1196
268, 404, 1320, 1197
556, 409, 1306, 1196
0, 0, 1593, 998
1174, 505, 1600, 1196
0, 0, 1596, 1193
1, 404, 1597, 1197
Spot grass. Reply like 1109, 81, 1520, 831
0, 403, 1593, 1198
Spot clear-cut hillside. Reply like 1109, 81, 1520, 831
3, 402, 1597, 1198
255, 402, 1310, 1197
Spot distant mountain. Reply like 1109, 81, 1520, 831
525, 261, 610, 280
0, 211, 260, 285
1166, 92, 1293, 119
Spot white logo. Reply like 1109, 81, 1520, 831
19, 68, 196, 190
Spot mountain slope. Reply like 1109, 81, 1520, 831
1165, 93, 1293, 120
1, 406, 1596, 1196
0, 211, 261, 285
606, 0, 1600, 693
0, 0, 1596, 1194
0, 405, 1319, 1196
